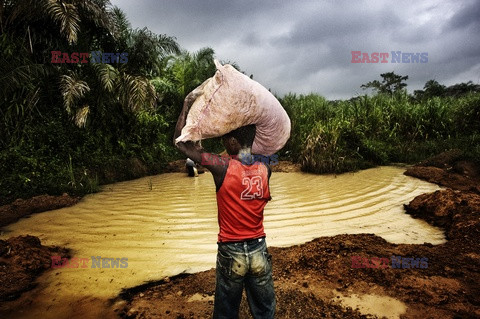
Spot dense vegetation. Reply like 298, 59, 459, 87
0, 0, 218, 203
1, 0, 479, 203
281, 90, 480, 173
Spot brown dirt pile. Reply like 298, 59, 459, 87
0, 235, 69, 301
404, 149, 480, 193
404, 189, 480, 242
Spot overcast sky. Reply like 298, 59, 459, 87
111, 0, 480, 100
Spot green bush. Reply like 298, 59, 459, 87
0, 105, 174, 202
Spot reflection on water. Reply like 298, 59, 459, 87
0, 167, 444, 318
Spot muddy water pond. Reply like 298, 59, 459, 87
0, 167, 445, 318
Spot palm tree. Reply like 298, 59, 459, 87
0, 0, 117, 143
149, 48, 216, 129
166, 47, 216, 101
1, 0, 181, 136
121, 27, 180, 77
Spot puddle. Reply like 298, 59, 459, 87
333, 290, 407, 318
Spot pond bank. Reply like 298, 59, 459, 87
0, 235, 70, 301
0, 194, 80, 228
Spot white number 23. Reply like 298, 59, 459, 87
241, 176, 263, 200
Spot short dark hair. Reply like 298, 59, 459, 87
224, 124, 256, 148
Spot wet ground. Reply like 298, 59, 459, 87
0, 235, 70, 301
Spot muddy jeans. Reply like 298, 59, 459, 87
213, 237, 275, 319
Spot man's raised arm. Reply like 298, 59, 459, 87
173, 93, 226, 185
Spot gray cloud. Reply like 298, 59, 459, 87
111, 0, 480, 99
447, 0, 480, 30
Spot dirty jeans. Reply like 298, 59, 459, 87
213, 237, 275, 319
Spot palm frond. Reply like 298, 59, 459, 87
110, 6, 130, 39
94, 63, 118, 93
60, 73, 90, 113
46, 0, 80, 44
74, 105, 90, 128
155, 33, 181, 56
78, 0, 115, 35
4, 0, 39, 27
193, 47, 215, 64
0, 63, 46, 98
117, 73, 156, 112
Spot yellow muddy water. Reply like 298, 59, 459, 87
0, 167, 444, 318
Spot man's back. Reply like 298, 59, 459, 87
174, 124, 276, 318
216, 159, 271, 243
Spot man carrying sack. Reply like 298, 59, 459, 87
174, 60, 290, 318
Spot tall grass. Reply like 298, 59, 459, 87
279, 92, 480, 174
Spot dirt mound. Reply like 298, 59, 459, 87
416, 149, 464, 168
404, 150, 480, 193
0, 194, 80, 228
404, 189, 480, 242
118, 231, 480, 318
0, 235, 69, 301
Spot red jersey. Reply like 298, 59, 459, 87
216, 159, 271, 242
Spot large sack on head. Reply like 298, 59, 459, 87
175, 60, 290, 155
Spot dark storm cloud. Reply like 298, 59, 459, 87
275, 4, 401, 46
447, 0, 480, 30
111, 0, 480, 99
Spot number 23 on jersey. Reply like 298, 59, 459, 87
241, 176, 263, 200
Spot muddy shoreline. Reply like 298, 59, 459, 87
1, 154, 479, 318
0, 236, 70, 302
0, 194, 80, 228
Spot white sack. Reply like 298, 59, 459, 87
175, 60, 290, 155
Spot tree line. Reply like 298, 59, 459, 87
1, 0, 479, 203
